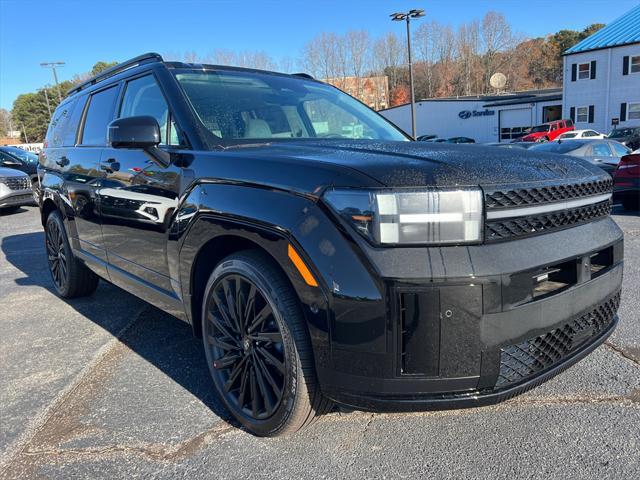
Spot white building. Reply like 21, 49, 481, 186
562, 4, 640, 134
380, 89, 562, 143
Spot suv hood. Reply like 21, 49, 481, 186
226, 140, 606, 189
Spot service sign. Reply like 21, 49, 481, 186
458, 109, 495, 120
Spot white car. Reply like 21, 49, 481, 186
0, 167, 33, 213
557, 129, 606, 140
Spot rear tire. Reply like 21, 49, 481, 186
622, 196, 639, 211
45, 210, 99, 298
202, 250, 331, 436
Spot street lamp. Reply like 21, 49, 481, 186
390, 9, 425, 140
40, 61, 65, 102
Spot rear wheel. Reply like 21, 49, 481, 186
622, 196, 639, 211
45, 210, 99, 298
202, 250, 331, 436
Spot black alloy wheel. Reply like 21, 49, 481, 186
205, 274, 285, 420
46, 216, 68, 291
202, 251, 331, 436
44, 210, 99, 298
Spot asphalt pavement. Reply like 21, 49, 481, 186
1, 206, 638, 479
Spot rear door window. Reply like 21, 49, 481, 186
81, 85, 120, 146
591, 143, 614, 157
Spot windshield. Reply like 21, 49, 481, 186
608, 128, 639, 139
530, 124, 551, 133
530, 142, 584, 153
174, 70, 408, 143
1, 147, 38, 164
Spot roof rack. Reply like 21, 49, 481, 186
67, 52, 164, 96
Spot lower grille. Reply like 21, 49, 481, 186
3, 177, 30, 191
485, 199, 612, 242
496, 291, 620, 388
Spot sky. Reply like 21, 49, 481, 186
1, 0, 639, 110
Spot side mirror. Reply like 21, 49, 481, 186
108, 116, 171, 167
108, 116, 161, 149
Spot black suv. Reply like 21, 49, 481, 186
37, 53, 623, 436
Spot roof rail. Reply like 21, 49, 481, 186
67, 52, 164, 96
292, 72, 314, 80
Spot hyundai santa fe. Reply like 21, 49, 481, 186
37, 53, 624, 436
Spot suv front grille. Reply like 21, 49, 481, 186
3, 176, 30, 191
496, 291, 620, 388
485, 178, 613, 210
485, 199, 612, 242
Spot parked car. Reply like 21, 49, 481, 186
417, 134, 437, 142
607, 127, 640, 151
521, 119, 575, 142
612, 153, 640, 211
37, 53, 623, 436
529, 139, 631, 175
557, 129, 606, 140
446, 136, 475, 144
0, 146, 39, 183
0, 167, 33, 213
424, 137, 447, 142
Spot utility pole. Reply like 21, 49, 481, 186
21, 123, 29, 144
40, 62, 65, 102
390, 9, 425, 140
43, 86, 52, 118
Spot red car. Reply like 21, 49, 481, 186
613, 153, 640, 211
521, 119, 575, 143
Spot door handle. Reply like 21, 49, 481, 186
100, 158, 120, 172
56, 156, 69, 167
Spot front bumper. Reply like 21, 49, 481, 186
0, 188, 35, 209
313, 217, 623, 411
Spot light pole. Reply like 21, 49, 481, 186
390, 9, 425, 140
40, 61, 65, 102
42, 85, 52, 118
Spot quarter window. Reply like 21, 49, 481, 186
628, 102, 640, 120
631, 56, 640, 74
120, 75, 180, 145
81, 86, 119, 146
611, 142, 630, 156
576, 106, 589, 123
578, 63, 591, 80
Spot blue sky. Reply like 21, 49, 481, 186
1, 0, 638, 110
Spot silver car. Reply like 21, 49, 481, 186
0, 167, 33, 213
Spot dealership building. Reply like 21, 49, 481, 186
380, 4, 640, 143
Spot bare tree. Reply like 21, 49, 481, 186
346, 30, 371, 97
456, 21, 480, 96
480, 12, 516, 92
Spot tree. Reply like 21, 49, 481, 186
90, 61, 117, 76
390, 85, 410, 106
0, 109, 12, 138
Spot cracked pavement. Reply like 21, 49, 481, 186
1, 206, 638, 479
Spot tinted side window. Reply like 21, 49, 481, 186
45, 99, 76, 148
81, 86, 119, 146
566, 119, 573, 127
120, 75, 171, 144
63, 95, 87, 146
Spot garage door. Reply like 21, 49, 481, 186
499, 108, 533, 141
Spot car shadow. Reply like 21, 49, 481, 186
1, 231, 238, 428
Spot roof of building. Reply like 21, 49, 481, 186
379, 88, 561, 111
564, 4, 640, 55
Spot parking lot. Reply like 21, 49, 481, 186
0, 205, 638, 479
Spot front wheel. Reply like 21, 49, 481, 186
202, 250, 331, 436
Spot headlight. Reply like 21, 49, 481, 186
323, 188, 483, 246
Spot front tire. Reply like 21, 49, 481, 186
202, 250, 330, 436
45, 210, 99, 298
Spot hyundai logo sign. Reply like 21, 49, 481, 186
458, 109, 495, 119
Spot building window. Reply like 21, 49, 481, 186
631, 56, 640, 74
578, 63, 591, 80
576, 106, 589, 123
629, 102, 640, 120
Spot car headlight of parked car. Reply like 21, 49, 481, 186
323, 187, 483, 245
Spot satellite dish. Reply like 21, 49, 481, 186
490, 72, 507, 90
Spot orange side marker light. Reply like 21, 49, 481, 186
288, 244, 318, 287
